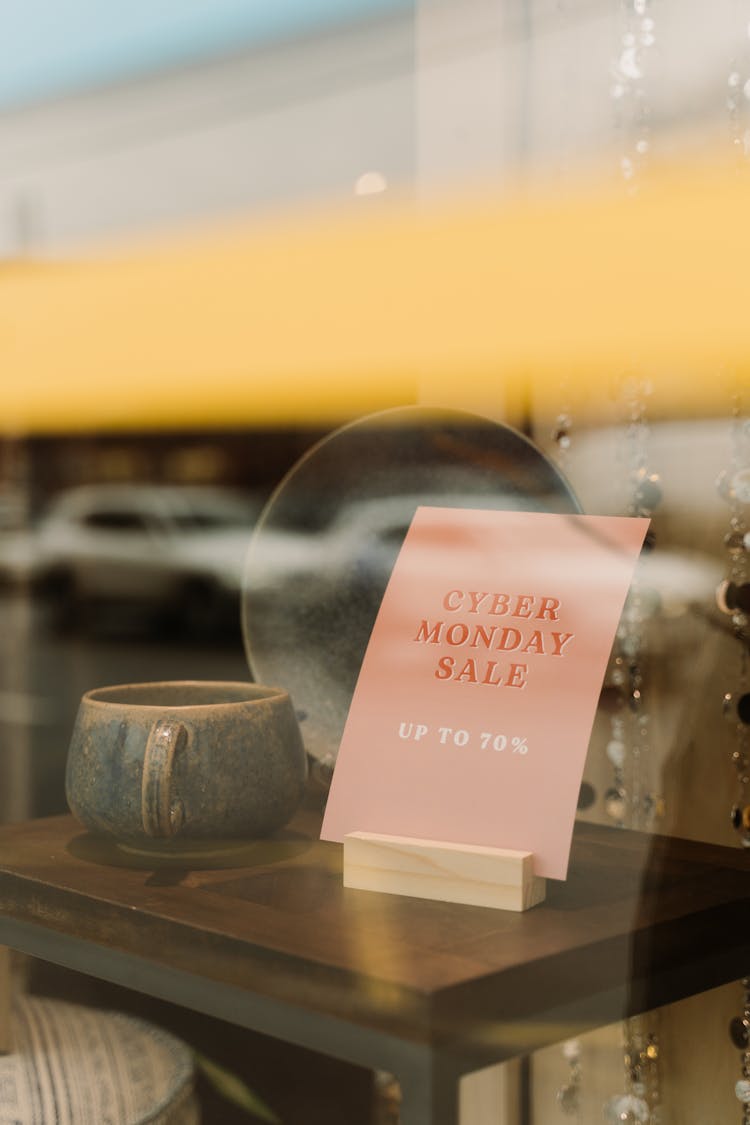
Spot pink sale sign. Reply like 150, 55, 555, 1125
321, 508, 649, 879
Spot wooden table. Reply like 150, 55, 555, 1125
0, 800, 749, 1125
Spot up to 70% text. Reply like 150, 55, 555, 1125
398, 722, 529, 754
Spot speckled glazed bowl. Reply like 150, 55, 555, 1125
66, 681, 307, 854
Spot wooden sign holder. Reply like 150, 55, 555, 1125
343, 832, 546, 912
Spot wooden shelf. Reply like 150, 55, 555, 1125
0, 799, 748, 1076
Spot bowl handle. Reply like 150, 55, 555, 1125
141, 719, 188, 838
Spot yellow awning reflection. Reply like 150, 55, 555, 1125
1, 157, 748, 434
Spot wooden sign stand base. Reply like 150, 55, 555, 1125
343, 832, 546, 912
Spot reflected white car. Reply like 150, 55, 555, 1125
12, 484, 262, 634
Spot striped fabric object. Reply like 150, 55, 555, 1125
0, 995, 198, 1124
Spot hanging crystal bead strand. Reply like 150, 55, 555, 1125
606, 0, 664, 1118
724, 646, 750, 850
724, 0, 750, 1102
606, 0, 663, 832
733, 978, 750, 1121
603, 269, 663, 1125
627, 380, 661, 832
605, 1015, 660, 1124
604, 668, 628, 826
717, 399, 750, 1122
604, 378, 662, 833
726, 0, 750, 176
551, 1, 583, 1112
556, 1038, 582, 1119
611, 0, 656, 194
716, 395, 750, 848
603, 383, 663, 1120
551, 0, 574, 477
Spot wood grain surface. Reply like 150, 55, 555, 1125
0, 797, 748, 1067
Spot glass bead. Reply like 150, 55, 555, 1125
640, 31, 655, 46
619, 48, 642, 81
623, 601, 642, 624
611, 668, 626, 686
607, 739, 626, 768
640, 16, 655, 31
738, 693, 750, 724
716, 580, 736, 614
730, 1017, 750, 1049
614, 1094, 650, 1122
604, 1095, 620, 1123
716, 469, 732, 500
635, 474, 662, 512
733, 468, 750, 503
729, 71, 743, 88
640, 586, 661, 615
354, 171, 388, 196
562, 1039, 581, 1062
725, 530, 747, 556
600, 685, 625, 712
557, 1084, 578, 1114
634, 0, 647, 13
735, 1079, 750, 1103
621, 157, 635, 179
605, 787, 627, 822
